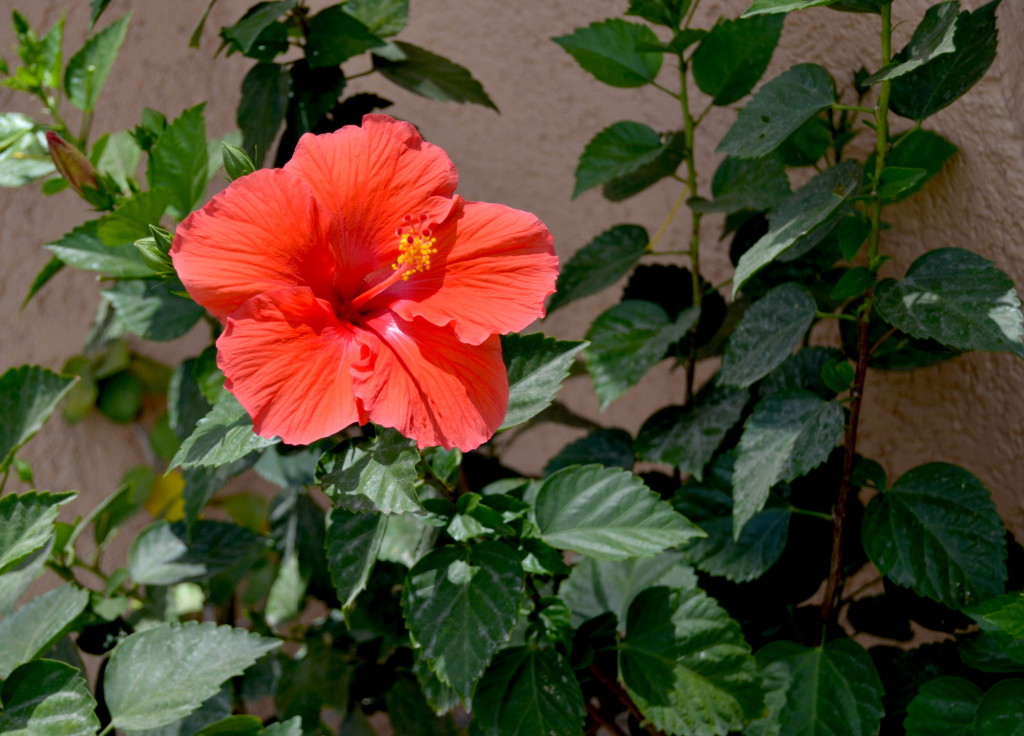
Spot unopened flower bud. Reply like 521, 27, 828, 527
45, 131, 99, 195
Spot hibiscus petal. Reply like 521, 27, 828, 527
382, 200, 559, 345
284, 115, 458, 298
171, 169, 335, 319
217, 287, 363, 445
352, 310, 508, 451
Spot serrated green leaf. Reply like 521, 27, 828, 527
603, 131, 686, 201
344, 0, 408, 36
129, 520, 266, 585
499, 333, 587, 430
690, 155, 791, 213
626, 0, 692, 27
403, 541, 523, 699
315, 430, 421, 513
904, 676, 983, 736
975, 678, 1024, 735
620, 586, 764, 736
0, 660, 99, 736
552, 19, 662, 88
742, 0, 839, 15
733, 161, 861, 294
102, 280, 206, 341
733, 390, 844, 536
45, 220, 151, 277
863, 462, 1006, 609
0, 584, 89, 678
534, 465, 704, 560
264, 717, 303, 736
325, 508, 386, 609
105, 621, 279, 731
693, 15, 784, 105
876, 166, 928, 200
469, 647, 584, 736
585, 301, 698, 408
238, 62, 289, 166
874, 247, 1024, 357
758, 638, 883, 736
560, 552, 697, 627
830, 266, 875, 301
544, 428, 634, 476
960, 631, 1024, 673
222, 1, 294, 54
549, 225, 648, 313
64, 14, 130, 110
865, 1, 959, 84
574, 122, 670, 198
93, 129, 141, 192
265, 552, 308, 627
170, 391, 277, 469
373, 42, 496, 110
721, 283, 817, 388
890, 0, 1001, 121
96, 189, 170, 245
0, 367, 77, 472
146, 103, 209, 218
880, 128, 958, 201
0, 542, 51, 616
306, 6, 383, 68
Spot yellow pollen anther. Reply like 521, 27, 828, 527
392, 215, 437, 280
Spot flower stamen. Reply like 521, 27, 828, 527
393, 214, 438, 280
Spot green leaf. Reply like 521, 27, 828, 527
499, 333, 587, 430
890, 0, 1001, 121
975, 679, 1024, 735
64, 14, 130, 110
325, 508, 386, 609
690, 155, 791, 213
544, 428, 634, 476
574, 122, 671, 198
830, 266, 875, 301
23, 256, 64, 306
967, 592, 1024, 639
192, 715, 264, 736
222, 1, 295, 54
45, 221, 151, 278
732, 390, 844, 536
603, 131, 686, 201
904, 676, 983, 736
742, 0, 839, 15
92, 129, 141, 192
0, 543, 51, 616
90, 0, 114, 27
96, 189, 170, 246
552, 19, 662, 88
761, 346, 843, 398
865, 1, 959, 84
733, 161, 860, 294
0, 584, 89, 678
316, 430, 421, 513
620, 586, 764, 736
585, 301, 699, 408
373, 42, 496, 110
306, 6, 384, 68
470, 647, 584, 736
560, 552, 697, 627
717, 63, 836, 159
105, 621, 279, 731
758, 638, 883, 736
344, 0, 408, 36
881, 128, 958, 201
0, 114, 54, 187
876, 166, 928, 200
549, 225, 649, 313
720, 283, 817, 388
626, 0, 692, 27
386, 673, 459, 736
0, 367, 77, 472
146, 103, 209, 218
534, 465, 704, 560
238, 63, 289, 166
874, 248, 1024, 357
170, 391, 277, 470
0, 660, 99, 736
102, 280, 206, 341
692, 15, 784, 106
862, 462, 1006, 609
402, 541, 524, 699
636, 384, 748, 480
129, 520, 266, 585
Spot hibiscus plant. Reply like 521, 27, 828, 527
1, 0, 1022, 735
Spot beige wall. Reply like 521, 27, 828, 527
2, 0, 1022, 539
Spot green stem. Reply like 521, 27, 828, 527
790, 507, 833, 522
0, 466, 9, 495
679, 54, 703, 403
97, 722, 115, 736
831, 103, 873, 114
651, 80, 680, 98
816, 311, 858, 323
645, 186, 690, 253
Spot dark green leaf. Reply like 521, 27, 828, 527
102, 280, 205, 341
721, 283, 817, 388
0, 367, 77, 472
64, 14, 130, 110
373, 42, 496, 110
45, 221, 151, 278
23, 256, 64, 306
585, 301, 698, 408
104, 621, 279, 731
877, 166, 928, 200
967, 592, 1024, 639
146, 103, 209, 218
777, 114, 832, 167
170, 391, 277, 469
552, 19, 662, 88
960, 631, 1024, 673
191, 715, 264, 736
732, 390, 844, 535
975, 678, 1024, 735
863, 462, 1006, 609
603, 131, 686, 201
544, 428, 634, 476
470, 647, 584, 736
549, 225, 648, 313
325, 508, 386, 609
386, 673, 459, 735
0, 584, 89, 678
500, 333, 587, 430
344, 0, 408, 36
534, 465, 704, 560
306, 6, 383, 68
742, 0, 839, 14
904, 676, 983, 736
90, 0, 114, 27
890, 0, 1001, 121
830, 266, 874, 300
129, 520, 266, 585
620, 586, 764, 736
96, 189, 170, 245
315, 430, 421, 513
0, 660, 99, 736
690, 155, 791, 213
626, 0, 692, 27
865, 1, 959, 84
693, 15, 784, 106
874, 248, 1024, 357
222, 1, 295, 55
402, 541, 523, 699
880, 128, 958, 201
238, 63, 289, 166
574, 121, 671, 198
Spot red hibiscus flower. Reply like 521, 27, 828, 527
171, 115, 558, 451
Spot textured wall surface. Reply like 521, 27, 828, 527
1, 0, 1022, 538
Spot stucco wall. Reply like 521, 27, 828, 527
1, 0, 1022, 539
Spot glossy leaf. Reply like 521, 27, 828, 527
402, 541, 524, 699
315, 429, 421, 513
306, 6, 383, 68
170, 391, 278, 469
64, 14, 130, 110
0, 660, 99, 736
325, 508, 386, 609
146, 103, 209, 218
0, 367, 77, 472
975, 679, 1024, 735
373, 42, 496, 110
862, 462, 1006, 609
45, 220, 152, 278
534, 464, 704, 560
904, 676, 982, 736
0, 584, 89, 678
499, 333, 587, 430
690, 155, 791, 214
552, 19, 662, 88
129, 520, 266, 585
238, 63, 289, 166
865, 1, 959, 84
574, 122, 670, 198
548, 225, 649, 313
102, 280, 205, 341
692, 15, 784, 105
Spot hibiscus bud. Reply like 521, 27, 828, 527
222, 142, 255, 181
45, 131, 98, 195
134, 225, 175, 276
